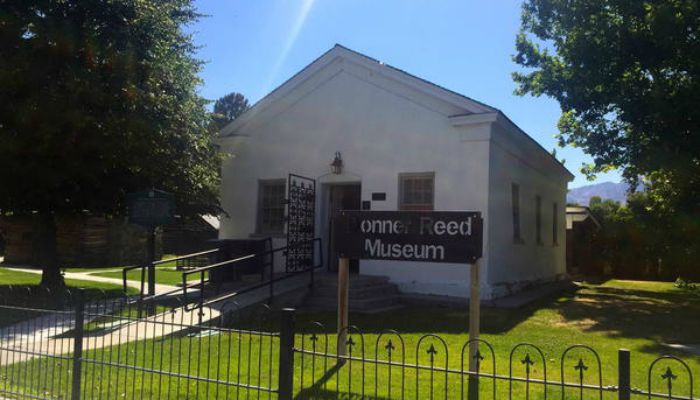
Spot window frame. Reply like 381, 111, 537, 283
256, 179, 286, 236
512, 183, 523, 244
398, 172, 435, 211
552, 202, 559, 246
535, 194, 543, 245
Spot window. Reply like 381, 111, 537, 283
399, 173, 434, 211
535, 195, 542, 245
512, 183, 522, 243
257, 179, 286, 234
552, 202, 559, 246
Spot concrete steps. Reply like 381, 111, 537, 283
304, 273, 403, 314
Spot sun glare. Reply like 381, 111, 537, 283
261, 0, 317, 94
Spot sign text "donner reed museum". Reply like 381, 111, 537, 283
334, 211, 483, 264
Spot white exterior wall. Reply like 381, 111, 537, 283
218, 48, 570, 300
219, 58, 492, 298
485, 120, 568, 298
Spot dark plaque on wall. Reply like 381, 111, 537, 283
362, 201, 371, 210
372, 192, 387, 201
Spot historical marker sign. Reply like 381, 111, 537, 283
334, 210, 483, 263
127, 189, 176, 227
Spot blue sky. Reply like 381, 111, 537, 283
190, 0, 621, 188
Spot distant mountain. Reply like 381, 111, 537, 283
567, 181, 633, 205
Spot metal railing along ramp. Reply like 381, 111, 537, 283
123, 238, 323, 317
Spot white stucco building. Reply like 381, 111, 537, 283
217, 45, 573, 300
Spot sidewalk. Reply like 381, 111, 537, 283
0, 267, 203, 365
0, 270, 311, 366
0, 303, 220, 365
3, 267, 180, 295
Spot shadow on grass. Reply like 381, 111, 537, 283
295, 389, 391, 400
293, 362, 347, 400
0, 284, 127, 328
553, 284, 700, 344
293, 285, 580, 336
292, 282, 699, 350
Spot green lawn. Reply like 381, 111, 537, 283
288, 279, 700, 399
92, 266, 186, 286
0, 267, 131, 294
0, 267, 135, 327
79, 254, 184, 286
1, 279, 698, 399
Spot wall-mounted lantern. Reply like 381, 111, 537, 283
330, 152, 343, 175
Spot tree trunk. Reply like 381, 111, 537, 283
37, 212, 64, 289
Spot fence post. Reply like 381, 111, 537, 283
278, 308, 296, 400
71, 290, 85, 400
618, 349, 631, 400
468, 259, 481, 400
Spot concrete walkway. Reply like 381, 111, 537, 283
0, 270, 311, 366
0, 303, 220, 365
662, 343, 700, 356
486, 280, 577, 308
1, 267, 202, 365
3, 267, 180, 295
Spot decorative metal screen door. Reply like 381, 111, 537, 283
286, 174, 316, 272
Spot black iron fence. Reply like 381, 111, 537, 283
0, 292, 282, 399
0, 296, 696, 400
291, 319, 696, 400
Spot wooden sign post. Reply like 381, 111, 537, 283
333, 210, 483, 366
468, 258, 481, 399
337, 257, 350, 356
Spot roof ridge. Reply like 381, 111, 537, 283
333, 44, 498, 113
221, 44, 497, 136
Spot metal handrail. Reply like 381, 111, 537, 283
154, 248, 219, 266
122, 247, 220, 294
182, 238, 323, 311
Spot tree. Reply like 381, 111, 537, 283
513, 0, 700, 212
585, 193, 700, 280
211, 92, 250, 131
0, 0, 221, 287
587, 197, 636, 276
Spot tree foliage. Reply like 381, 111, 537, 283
586, 194, 699, 280
0, 0, 221, 285
514, 0, 700, 212
211, 92, 249, 131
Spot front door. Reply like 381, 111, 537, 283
327, 184, 361, 273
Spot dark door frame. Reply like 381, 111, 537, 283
323, 182, 361, 273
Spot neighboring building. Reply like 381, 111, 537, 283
162, 215, 219, 255
566, 205, 602, 276
0, 215, 158, 267
217, 45, 573, 300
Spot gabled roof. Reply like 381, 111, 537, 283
566, 206, 601, 229
219, 44, 497, 137
335, 45, 499, 114
218, 44, 572, 180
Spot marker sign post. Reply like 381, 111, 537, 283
127, 189, 176, 299
333, 210, 483, 392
